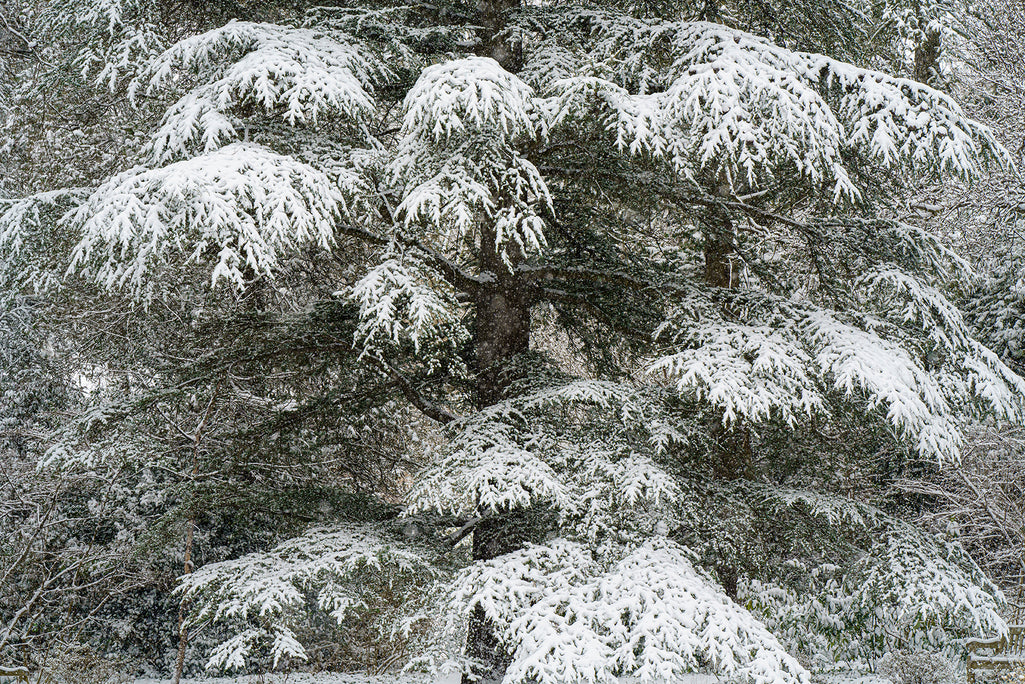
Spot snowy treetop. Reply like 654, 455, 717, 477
388, 57, 552, 267
401, 57, 540, 144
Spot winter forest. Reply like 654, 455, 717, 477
2, 0, 1025, 682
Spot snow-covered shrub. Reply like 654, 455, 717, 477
36, 644, 136, 684
876, 650, 959, 684
734, 486, 1006, 669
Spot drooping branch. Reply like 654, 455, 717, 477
368, 356, 461, 425
337, 222, 486, 296
515, 264, 663, 293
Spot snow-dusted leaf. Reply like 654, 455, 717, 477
348, 256, 467, 357
179, 524, 438, 671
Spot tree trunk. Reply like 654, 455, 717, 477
460, 5, 534, 678
462, 519, 524, 682
703, 212, 751, 599
173, 384, 219, 684
914, 29, 941, 85
463, 224, 532, 683
172, 514, 195, 684
703, 215, 741, 290
475, 227, 530, 406
477, 0, 521, 71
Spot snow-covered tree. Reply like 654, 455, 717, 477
0, 0, 1020, 680
893, 0, 1025, 617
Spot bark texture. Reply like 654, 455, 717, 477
462, 15, 533, 673
914, 29, 941, 85
703, 213, 752, 600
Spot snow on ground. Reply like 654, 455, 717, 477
130, 673, 887, 684
131, 675, 457, 684
131, 675, 726, 684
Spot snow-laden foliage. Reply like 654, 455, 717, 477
543, 15, 1007, 197
741, 518, 1007, 667
134, 21, 387, 163
969, 263, 1025, 376
650, 284, 1025, 463
349, 255, 468, 358
405, 379, 685, 526
846, 526, 1006, 655
41, 0, 166, 89
66, 143, 344, 295
2, 0, 1021, 679
178, 524, 440, 670
302, 5, 470, 67
433, 538, 809, 684
0, 189, 89, 291
402, 58, 538, 146
389, 57, 551, 267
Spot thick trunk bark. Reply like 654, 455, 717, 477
475, 225, 530, 406
477, 0, 521, 70
703, 218, 741, 290
463, 228, 531, 682
461, 5, 532, 677
914, 29, 941, 85
703, 214, 751, 600
462, 517, 527, 682
462, 293, 529, 680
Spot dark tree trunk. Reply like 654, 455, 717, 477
462, 516, 530, 682
703, 215, 741, 290
475, 226, 531, 407
476, 0, 522, 71
463, 208, 532, 682
462, 274, 530, 680
914, 29, 941, 85
703, 221, 752, 483
460, 4, 538, 677
702, 213, 752, 599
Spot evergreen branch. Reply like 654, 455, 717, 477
446, 513, 491, 547
515, 264, 663, 293
368, 356, 461, 425
538, 286, 654, 341
337, 222, 485, 295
